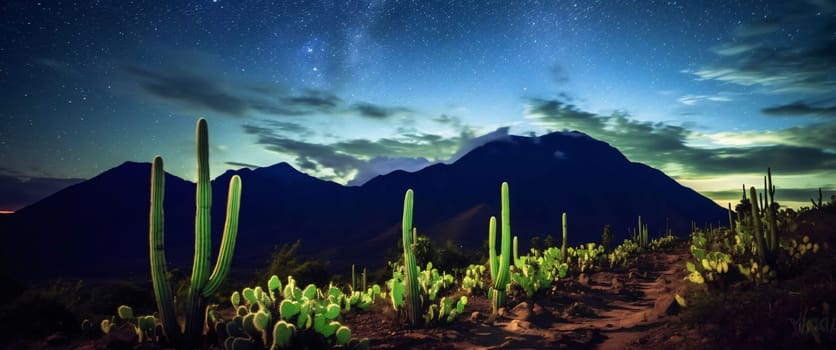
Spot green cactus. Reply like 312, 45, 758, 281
633, 215, 649, 248
149, 118, 242, 347
561, 212, 568, 263
765, 167, 778, 261
488, 182, 512, 314
401, 189, 422, 326
749, 186, 767, 265
811, 187, 823, 209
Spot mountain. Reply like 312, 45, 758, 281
0, 131, 728, 281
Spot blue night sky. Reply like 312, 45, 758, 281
1, 0, 835, 212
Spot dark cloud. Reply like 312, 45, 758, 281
125, 65, 415, 121
349, 102, 411, 120
0, 173, 85, 211
253, 133, 363, 179
527, 98, 836, 176
433, 114, 464, 128
125, 65, 250, 116
242, 119, 488, 182
692, 4, 836, 94
282, 90, 342, 110
761, 101, 836, 118
225, 161, 262, 169
779, 122, 836, 150
244, 120, 315, 138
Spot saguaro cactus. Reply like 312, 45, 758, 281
488, 182, 511, 314
401, 189, 422, 326
749, 186, 767, 265
150, 118, 242, 347
561, 212, 568, 263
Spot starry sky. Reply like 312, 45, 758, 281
1, 0, 835, 212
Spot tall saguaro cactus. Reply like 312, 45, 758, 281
149, 118, 242, 347
749, 186, 767, 265
488, 182, 512, 314
561, 212, 569, 262
401, 189, 422, 326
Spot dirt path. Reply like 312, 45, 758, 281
348, 243, 697, 349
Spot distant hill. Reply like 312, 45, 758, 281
0, 131, 728, 281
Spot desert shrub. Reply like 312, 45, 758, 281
256, 240, 331, 288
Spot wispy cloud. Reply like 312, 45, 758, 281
241, 117, 483, 183
525, 98, 836, 176
761, 101, 836, 118
124, 64, 412, 120
688, 4, 836, 94
677, 94, 732, 106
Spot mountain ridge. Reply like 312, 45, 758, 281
0, 130, 727, 281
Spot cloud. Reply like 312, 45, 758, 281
677, 94, 732, 106
225, 161, 262, 169
125, 65, 251, 116
349, 102, 412, 120
125, 64, 417, 121
525, 98, 836, 176
689, 5, 836, 94
446, 126, 511, 163
0, 172, 85, 211
761, 101, 836, 118
347, 156, 434, 186
242, 119, 483, 183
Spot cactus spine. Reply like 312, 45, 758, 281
401, 189, 422, 326
488, 182, 512, 314
561, 212, 568, 263
150, 118, 242, 347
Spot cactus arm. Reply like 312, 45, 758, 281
402, 189, 422, 326
488, 216, 498, 282
203, 174, 242, 297
149, 156, 181, 341
497, 182, 511, 288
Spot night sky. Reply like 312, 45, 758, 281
1, 0, 835, 212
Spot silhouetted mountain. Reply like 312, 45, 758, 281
0, 131, 728, 281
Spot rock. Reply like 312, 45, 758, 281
654, 294, 680, 316
669, 335, 684, 343
610, 277, 623, 294
485, 313, 498, 325
505, 319, 532, 331
97, 326, 138, 350
532, 303, 545, 316
578, 273, 590, 286
510, 302, 533, 321
45, 332, 70, 346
